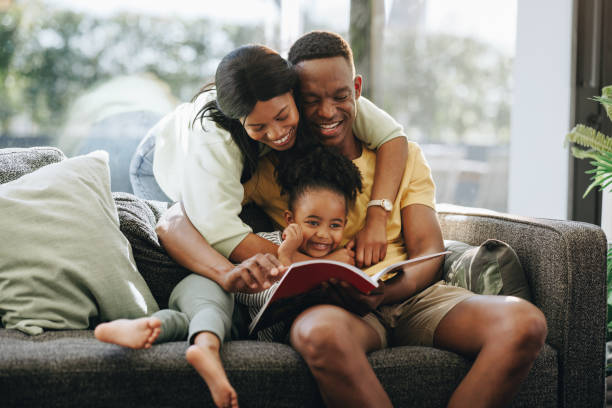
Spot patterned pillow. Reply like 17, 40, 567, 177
443, 239, 532, 301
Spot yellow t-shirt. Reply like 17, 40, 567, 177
243, 141, 436, 277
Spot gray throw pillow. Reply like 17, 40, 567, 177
443, 239, 532, 301
0, 151, 159, 335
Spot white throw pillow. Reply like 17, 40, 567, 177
0, 151, 159, 335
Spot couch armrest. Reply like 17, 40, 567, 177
437, 203, 606, 407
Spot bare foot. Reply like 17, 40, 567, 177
94, 317, 161, 349
186, 343, 239, 408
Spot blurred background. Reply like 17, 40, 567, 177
2, 0, 602, 222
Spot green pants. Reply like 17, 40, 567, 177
152, 274, 234, 344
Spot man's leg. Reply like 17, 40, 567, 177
433, 295, 547, 408
289, 305, 392, 408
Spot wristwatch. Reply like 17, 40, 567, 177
367, 199, 393, 212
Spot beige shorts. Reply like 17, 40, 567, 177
362, 281, 475, 348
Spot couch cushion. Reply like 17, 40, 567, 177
0, 328, 558, 407
113, 192, 190, 308
0, 146, 66, 184
443, 239, 531, 300
0, 151, 159, 335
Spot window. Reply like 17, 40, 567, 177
1, 0, 516, 211
374, 0, 517, 211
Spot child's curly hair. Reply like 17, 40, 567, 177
275, 144, 363, 212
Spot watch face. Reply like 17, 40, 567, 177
382, 199, 393, 211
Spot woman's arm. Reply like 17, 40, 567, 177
354, 137, 407, 267
157, 203, 285, 292
353, 97, 409, 268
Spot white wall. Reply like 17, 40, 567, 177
508, 0, 575, 219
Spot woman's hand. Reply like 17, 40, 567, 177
353, 209, 388, 268
278, 223, 303, 265
222, 253, 287, 293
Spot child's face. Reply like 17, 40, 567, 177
286, 189, 346, 258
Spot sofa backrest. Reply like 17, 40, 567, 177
0, 147, 66, 185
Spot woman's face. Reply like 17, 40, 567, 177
242, 92, 299, 151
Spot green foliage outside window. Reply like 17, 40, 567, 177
0, 1, 264, 137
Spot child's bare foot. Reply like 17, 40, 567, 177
94, 317, 161, 349
186, 342, 238, 408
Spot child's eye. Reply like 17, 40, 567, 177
306, 220, 318, 226
276, 116, 288, 122
330, 223, 343, 229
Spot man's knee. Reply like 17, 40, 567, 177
290, 306, 350, 365
492, 299, 547, 356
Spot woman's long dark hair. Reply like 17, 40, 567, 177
192, 45, 312, 183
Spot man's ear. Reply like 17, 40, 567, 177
284, 210, 294, 224
354, 75, 363, 99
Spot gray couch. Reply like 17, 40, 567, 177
0, 146, 607, 407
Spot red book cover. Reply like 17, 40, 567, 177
248, 251, 450, 335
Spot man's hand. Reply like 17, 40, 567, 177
354, 210, 388, 268
222, 253, 287, 293
322, 279, 386, 316
278, 224, 303, 265
324, 241, 356, 265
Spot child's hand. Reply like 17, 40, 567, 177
353, 216, 388, 268
278, 223, 303, 265
324, 243, 356, 265
222, 253, 287, 293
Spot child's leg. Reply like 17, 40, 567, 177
169, 274, 237, 408
289, 304, 391, 408
94, 317, 162, 349
94, 308, 191, 349
186, 332, 238, 408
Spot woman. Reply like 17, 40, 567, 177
103, 44, 407, 407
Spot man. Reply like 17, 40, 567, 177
281, 31, 547, 408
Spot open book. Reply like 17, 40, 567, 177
248, 250, 450, 335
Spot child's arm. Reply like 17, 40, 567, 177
277, 224, 303, 265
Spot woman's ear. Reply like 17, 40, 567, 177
284, 210, 294, 224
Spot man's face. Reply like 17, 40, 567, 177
296, 56, 362, 151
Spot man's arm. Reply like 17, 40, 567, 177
327, 204, 443, 313
380, 204, 444, 305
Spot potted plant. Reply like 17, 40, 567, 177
565, 85, 612, 347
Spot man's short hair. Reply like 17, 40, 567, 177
288, 30, 355, 73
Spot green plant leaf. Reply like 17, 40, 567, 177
566, 124, 612, 154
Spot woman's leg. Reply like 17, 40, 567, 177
129, 130, 172, 202
290, 305, 392, 408
169, 274, 237, 408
